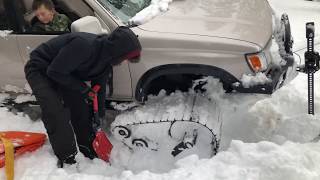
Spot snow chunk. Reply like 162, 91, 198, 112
0, 107, 44, 132
240, 73, 272, 88
14, 94, 36, 104
129, 0, 173, 25
248, 76, 320, 143
0, 30, 12, 39
24, 83, 33, 94
2, 85, 24, 93
0, 94, 9, 103
111, 102, 138, 111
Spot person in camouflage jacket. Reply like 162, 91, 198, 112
32, 0, 71, 32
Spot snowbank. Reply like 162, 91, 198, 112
1, 70, 320, 179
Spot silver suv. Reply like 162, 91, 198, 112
0, 0, 297, 102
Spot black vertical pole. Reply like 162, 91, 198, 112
304, 23, 320, 142
306, 22, 315, 115
308, 72, 314, 114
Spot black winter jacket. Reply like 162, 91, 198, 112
25, 26, 142, 117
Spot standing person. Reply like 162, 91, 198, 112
32, 0, 71, 32
24, 26, 141, 168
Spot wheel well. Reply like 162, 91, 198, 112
146, 74, 204, 96
135, 64, 239, 102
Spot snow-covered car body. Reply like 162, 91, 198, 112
0, 0, 297, 102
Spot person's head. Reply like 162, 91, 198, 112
32, 0, 55, 24
107, 26, 142, 66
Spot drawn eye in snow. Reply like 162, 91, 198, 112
113, 126, 131, 139
132, 139, 148, 148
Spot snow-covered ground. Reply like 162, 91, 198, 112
2, 0, 320, 179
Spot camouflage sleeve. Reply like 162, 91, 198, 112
56, 14, 71, 32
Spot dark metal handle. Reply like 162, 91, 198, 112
92, 85, 101, 131
304, 22, 319, 115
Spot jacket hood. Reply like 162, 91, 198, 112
105, 26, 142, 65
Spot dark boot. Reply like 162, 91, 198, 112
57, 154, 77, 168
79, 144, 98, 159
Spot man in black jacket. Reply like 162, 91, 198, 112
24, 26, 141, 167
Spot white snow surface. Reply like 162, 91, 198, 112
1, 0, 320, 179
129, 0, 173, 25
14, 94, 36, 104
240, 73, 272, 88
0, 30, 12, 39
111, 102, 138, 111
2, 85, 24, 93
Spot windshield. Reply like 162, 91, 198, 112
97, 0, 151, 24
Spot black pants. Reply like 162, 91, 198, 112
25, 62, 96, 160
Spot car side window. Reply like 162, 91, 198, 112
0, 0, 11, 30
3, 0, 73, 35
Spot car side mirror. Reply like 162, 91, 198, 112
71, 16, 109, 34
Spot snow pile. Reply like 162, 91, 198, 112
240, 73, 272, 88
0, 75, 320, 179
129, 0, 173, 25
0, 109, 44, 134
247, 73, 320, 144
0, 30, 12, 39
2, 85, 24, 93
24, 83, 33, 94
170, 140, 320, 180
14, 94, 36, 104
110, 80, 222, 172
113, 78, 223, 131
111, 102, 138, 111
0, 93, 9, 103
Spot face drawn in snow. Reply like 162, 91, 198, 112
110, 77, 223, 172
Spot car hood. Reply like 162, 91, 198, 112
138, 0, 273, 49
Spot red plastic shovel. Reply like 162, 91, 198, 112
90, 85, 113, 162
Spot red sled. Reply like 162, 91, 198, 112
0, 131, 46, 168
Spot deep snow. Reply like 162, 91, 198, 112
1, 0, 320, 179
